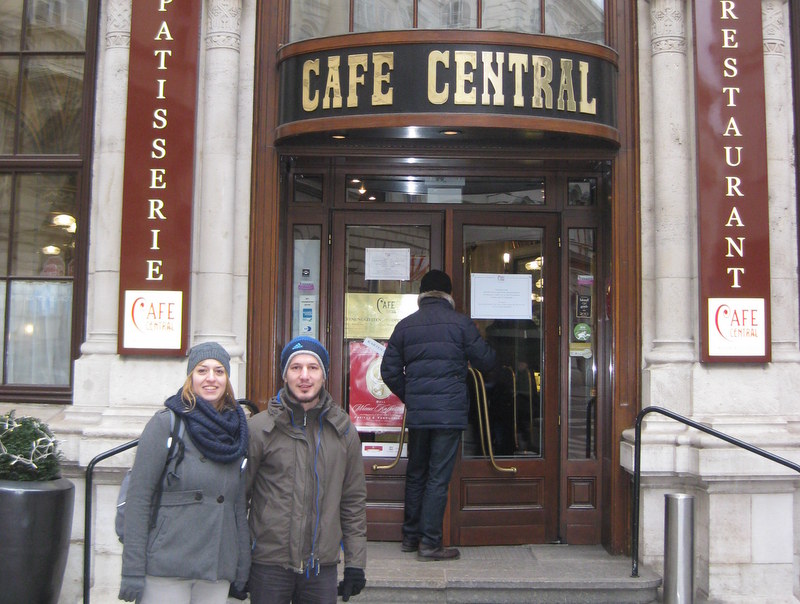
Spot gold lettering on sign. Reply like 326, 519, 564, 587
719, 1, 745, 289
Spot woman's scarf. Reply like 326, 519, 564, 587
165, 390, 248, 463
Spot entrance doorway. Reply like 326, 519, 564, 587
284, 161, 607, 545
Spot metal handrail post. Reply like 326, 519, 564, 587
631, 405, 800, 578
83, 439, 139, 604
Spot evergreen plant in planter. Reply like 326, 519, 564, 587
0, 410, 75, 604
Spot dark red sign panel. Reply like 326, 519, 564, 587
117, 1, 201, 355
694, 0, 771, 362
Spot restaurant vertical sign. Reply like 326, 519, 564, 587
694, 0, 771, 362
118, 0, 200, 355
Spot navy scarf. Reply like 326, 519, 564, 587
165, 390, 248, 463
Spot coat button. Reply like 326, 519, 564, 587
195, 493, 202, 501
217, 495, 224, 503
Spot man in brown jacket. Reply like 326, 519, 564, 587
246, 336, 367, 603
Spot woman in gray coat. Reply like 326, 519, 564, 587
119, 342, 250, 603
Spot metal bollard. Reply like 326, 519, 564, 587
663, 493, 694, 604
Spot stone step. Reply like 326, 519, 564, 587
349, 542, 661, 604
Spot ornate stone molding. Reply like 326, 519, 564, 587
762, 0, 785, 55
106, 0, 131, 49
651, 0, 686, 55
207, 0, 242, 51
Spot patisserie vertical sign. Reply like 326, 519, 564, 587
117, 0, 201, 354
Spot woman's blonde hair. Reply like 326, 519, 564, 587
181, 367, 237, 411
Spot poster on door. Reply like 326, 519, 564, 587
348, 340, 405, 432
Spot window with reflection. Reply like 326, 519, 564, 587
289, 0, 604, 43
346, 175, 545, 205
0, 0, 93, 395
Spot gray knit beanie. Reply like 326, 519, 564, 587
187, 341, 231, 375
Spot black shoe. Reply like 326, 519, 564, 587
401, 536, 419, 552
417, 545, 460, 561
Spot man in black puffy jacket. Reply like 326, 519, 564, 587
380, 270, 496, 561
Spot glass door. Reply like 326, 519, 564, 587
448, 212, 561, 545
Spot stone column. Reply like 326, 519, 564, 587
81, 0, 129, 357
762, 0, 800, 362
193, 0, 243, 360
645, 0, 695, 365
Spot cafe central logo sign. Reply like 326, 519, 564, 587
278, 39, 618, 141
693, 0, 771, 362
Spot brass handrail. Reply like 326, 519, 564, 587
470, 367, 517, 474
468, 367, 487, 458
372, 410, 407, 471
503, 366, 518, 451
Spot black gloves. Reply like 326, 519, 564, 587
118, 575, 144, 602
228, 581, 248, 600
337, 566, 366, 601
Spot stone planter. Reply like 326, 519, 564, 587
0, 477, 75, 604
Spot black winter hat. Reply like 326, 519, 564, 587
419, 269, 452, 294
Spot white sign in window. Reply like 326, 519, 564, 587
470, 273, 532, 320
365, 248, 410, 281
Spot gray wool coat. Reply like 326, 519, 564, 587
121, 408, 250, 588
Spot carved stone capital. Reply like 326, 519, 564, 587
762, 0, 786, 56
207, 0, 242, 51
106, 0, 131, 49
651, 0, 686, 55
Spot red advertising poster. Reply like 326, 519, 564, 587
348, 341, 404, 431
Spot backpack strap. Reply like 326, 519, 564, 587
148, 409, 184, 530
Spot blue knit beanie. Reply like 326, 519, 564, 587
280, 336, 329, 380
187, 341, 230, 375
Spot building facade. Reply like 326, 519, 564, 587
0, 1, 798, 602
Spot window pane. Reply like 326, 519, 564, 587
19, 56, 84, 154
24, 0, 87, 51
347, 175, 545, 205
292, 225, 322, 339
545, 0, 604, 44
13, 173, 77, 277
0, 58, 18, 154
0, 1, 23, 50
7, 280, 72, 385
354, 0, 412, 32
293, 174, 323, 203
483, 0, 540, 33
568, 177, 597, 206
290, 0, 350, 42
567, 228, 596, 459
419, 0, 477, 29
0, 174, 11, 274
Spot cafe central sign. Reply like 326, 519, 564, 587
694, 0, 771, 362
278, 39, 618, 140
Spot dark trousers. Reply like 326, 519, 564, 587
403, 427, 461, 548
248, 563, 338, 604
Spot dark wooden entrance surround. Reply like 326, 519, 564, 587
248, 1, 640, 554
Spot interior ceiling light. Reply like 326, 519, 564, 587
42, 245, 61, 255
440, 129, 461, 136
358, 185, 367, 195
332, 133, 346, 139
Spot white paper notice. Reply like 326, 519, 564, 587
470, 273, 532, 320
365, 248, 410, 281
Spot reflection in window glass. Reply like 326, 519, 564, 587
0, 2, 23, 51
545, 0, 604, 44
292, 225, 322, 339
0, 175, 11, 274
418, 0, 476, 29
354, 0, 412, 31
20, 57, 84, 154
7, 280, 72, 385
568, 178, 597, 206
293, 174, 323, 203
347, 175, 545, 205
483, 0, 540, 33
290, 0, 349, 41
24, 0, 87, 51
13, 173, 77, 277
567, 228, 596, 459
0, 59, 19, 154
